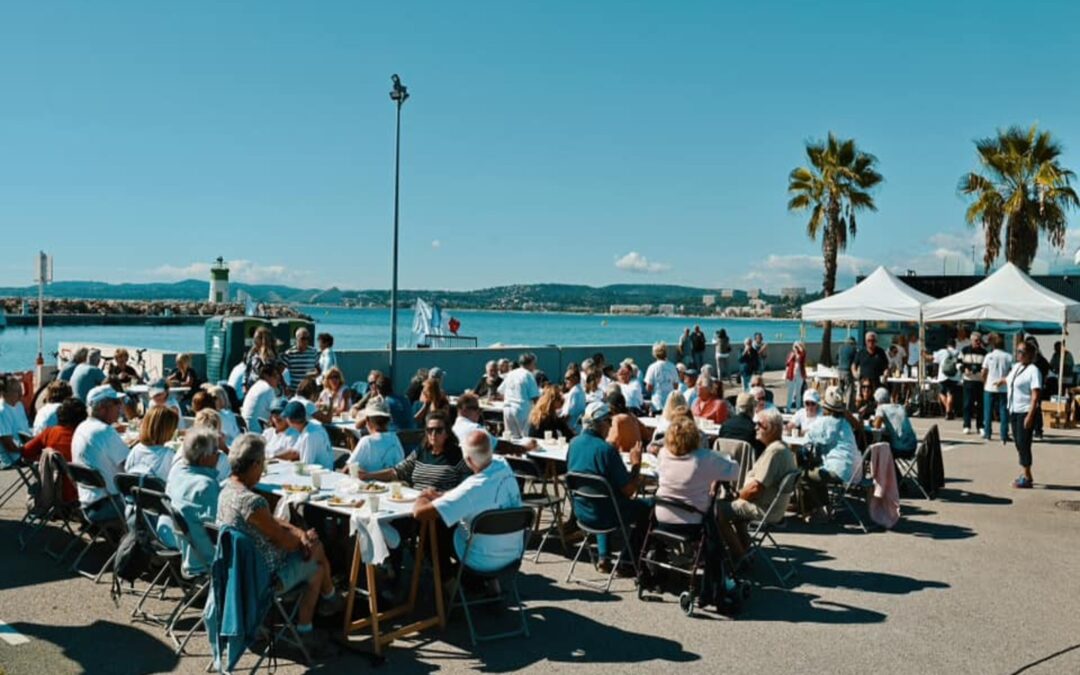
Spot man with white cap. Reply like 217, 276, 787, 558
566, 401, 651, 573
279, 401, 334, 470
346, 399, 405, 473
497, 353, 540, 438
71, 384, 131, 522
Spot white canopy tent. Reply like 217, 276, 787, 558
923, 263, 1080, 397
801, 266, 934, 322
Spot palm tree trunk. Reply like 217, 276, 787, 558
819, 222, 839, 366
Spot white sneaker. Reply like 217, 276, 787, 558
962, 427, 971, 435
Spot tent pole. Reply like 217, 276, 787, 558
1060, 322, 1068, 400
918, 316, 926, 414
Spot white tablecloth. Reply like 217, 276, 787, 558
525, 438, 659, 478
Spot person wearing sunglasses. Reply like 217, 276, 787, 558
786, 388, 822, 434
357, 410, 469, 493
1006, 342, 1042, 489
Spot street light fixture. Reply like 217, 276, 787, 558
388, 74, 409, 383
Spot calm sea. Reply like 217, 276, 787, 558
0, 306, 822, 371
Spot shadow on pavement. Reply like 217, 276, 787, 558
14, 620, 179, 675
0, 521, 80, 591
795, 565, 949, 595
891, 517, 976, 540
739, 588, 887, 624
935, 487, 1013, 506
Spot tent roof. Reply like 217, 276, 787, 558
922, 262, 1080, 324
801, 266, 933, 322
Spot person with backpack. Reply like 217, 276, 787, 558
934, 338, 962, 420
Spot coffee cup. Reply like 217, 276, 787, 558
311, 471, 322, 490
390, 481, 403, 499
348, 464, 359, 480
368, 494, 380, 514
544, 430, 553, 441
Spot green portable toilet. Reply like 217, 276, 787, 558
270, 317, 316, 352
204, 316, 272, 383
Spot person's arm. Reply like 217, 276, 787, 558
247, 506, 307, 553
412, 494, 440, 522
738, 479, 764, 502
22, 432, 46, 460
619, 442, 644, 498
1025, 388, 1042, 430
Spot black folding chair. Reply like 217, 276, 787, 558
0, 453, 39, 509
161, 502, 216, 655
115, 472, 166, 497
126, 487, 185, 625
449, 507, 535, 646
826, 445, 875, 533
63, 462, 127, 582
505, 455, 567, 562
564, 472, 641, 593
895, 425, 934, 499
739, 471, 800, 587
332, 447, 351, 471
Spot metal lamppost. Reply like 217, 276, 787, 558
388, 73, 409, 383
34, 251, 53, 366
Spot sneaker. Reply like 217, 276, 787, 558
596, 559, 614, 575
1012, 476, 1033, 489
962, 427, 971, 435
316, 592, 345, 617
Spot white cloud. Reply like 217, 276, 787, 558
149, 259, 316, 286
614, 251, 671, 274
431, 239, 442, 249
736, 253, 872, 292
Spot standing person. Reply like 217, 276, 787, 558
737, 338, 760, 393
497, 353, 541, 438
715, 329, 731, 380
837, 336, 858, 410
1047, 341, 1074, 399
784, 342, 807, 411
71, 349, 107, 402
677, 328, 693, 367
852, 332, 889, 392
644, 341, 680, 412
752, 332, 768, 375
690, 325, 707, 370
244, 326, 278, 390
981, 332, 1013, 443
960, 332, 987, 435
1007, 342, 1042, 488
906, 332, 921, 377
933, 338, 962, 420
282, 328, 320, 390
316, 333, 337, 384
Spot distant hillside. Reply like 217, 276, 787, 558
0, 279, 819, 314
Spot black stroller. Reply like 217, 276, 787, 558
635, 496, 750, 616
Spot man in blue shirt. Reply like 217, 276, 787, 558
566, 401, 651, 574
163, 428, 222, 575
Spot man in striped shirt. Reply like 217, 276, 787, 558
282, 328, 320, 389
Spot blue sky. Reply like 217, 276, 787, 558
2, 1, 1080, 293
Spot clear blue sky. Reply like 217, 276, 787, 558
3, 1, 1080, 293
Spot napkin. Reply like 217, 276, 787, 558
348, 510, 402, 565
273, 491, 310, 520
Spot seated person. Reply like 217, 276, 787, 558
560, 369, 587, 435
679, 368, 699, 409
23, 397, 87, 504
354, 374, 414, 432
525, 385, 576, 441
605, 389, 649, 453
278, 401, 334, 470
316, 367, 352, 415
124, 406, 180, 482
217, 434, 342, 652
716, 408, 797, 558
413, 430, 524, 576
70, 349, 107, 402
346, 400, 405, 472
33, 380, 73, 434
0, 376, 28, 464
206, 385, 242, 443
240, 364, 281, 433
292, 377, 329, 424
147, 378, 183, 420
872, 387, 917, 456
751, 386, 777, 414
71, 385, 131, 522
786, 389, 823, 433
716, 392, 766, 457
691, 374, 729, 425
473, 360, 502, 399
262, 397, 298, 457
798, 386, 861, 515
166, 352, 202, 390
651, 390, 690, 442
164, 428, 222, 575
748, 374, 774, 402
615, 362, 644, 413
655, 416, 738, 529
357, 411, 469, 492
855, 378, 877, 421
451, 393, 496, 450
566, 402, 652, 573
413, 378, 451, 427
189, 408, 232, 481
106, 348, 143, 386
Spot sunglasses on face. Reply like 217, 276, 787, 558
426, 427, 447, 435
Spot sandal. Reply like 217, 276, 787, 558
1012, 476, 1033, 489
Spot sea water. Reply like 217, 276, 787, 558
0, 306, 821, 371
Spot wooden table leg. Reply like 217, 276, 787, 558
366, 563, 382, 656
427, 520, 446, 628
343, 537, 361, 637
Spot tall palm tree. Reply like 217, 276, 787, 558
959, 124, 1078, 272
788, 133, 883, 365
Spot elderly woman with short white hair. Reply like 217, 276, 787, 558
216, 434, 342, 652
204, 385, 241, 442
164, 428, 223, 575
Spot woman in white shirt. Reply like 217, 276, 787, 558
261, 398, 298, 458
1006, 342, 1042, 489
560, 369, 587, 434
346, 401, 404, 472
317, 333, 337, 383
33, 380, 72, 435
124, 406, 179, 482
206, 386, 242, 443
316, 367, 352, 415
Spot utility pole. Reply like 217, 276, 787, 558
388, 74, 409, 383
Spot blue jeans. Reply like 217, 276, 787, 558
983, 391, 1009, 440
596, 497, 653, 559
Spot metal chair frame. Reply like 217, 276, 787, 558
63, 462, 127, 583
738, 471, 800, 587
564, 472, 641, 593
505, 455, 567, 562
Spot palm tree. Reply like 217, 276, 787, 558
959, 124, 1078, 272
788, 133, 883, 365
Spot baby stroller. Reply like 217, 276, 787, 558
635, 496, 750, 617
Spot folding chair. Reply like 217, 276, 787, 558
714, 438, 755, 490
739, 470, 800, 587
827, 444, 875, 533
63, 463, 127, 582
332, 447, 351, 471
895, 425, 934, 500
449, 507, 535, 646
636, 497, 711, 616
19, 450, 80, 552
564, 472, 641, 593
161, 502, 215, 655
126, 487, 186, 626
505, 455, 566, 562
0, 454, 39, 509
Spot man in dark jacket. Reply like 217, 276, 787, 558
716, 392, 766, 457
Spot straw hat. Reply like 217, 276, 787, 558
821, 386, 846, 413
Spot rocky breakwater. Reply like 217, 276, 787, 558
1, 299, 311, 326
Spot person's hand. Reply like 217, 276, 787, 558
420, 487, 440, 501
304, 528, 319, 545
629, 441, 643, 467
1025, 412, 1035, 431
354, 469, 369, 480
524, 438, 538, 450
